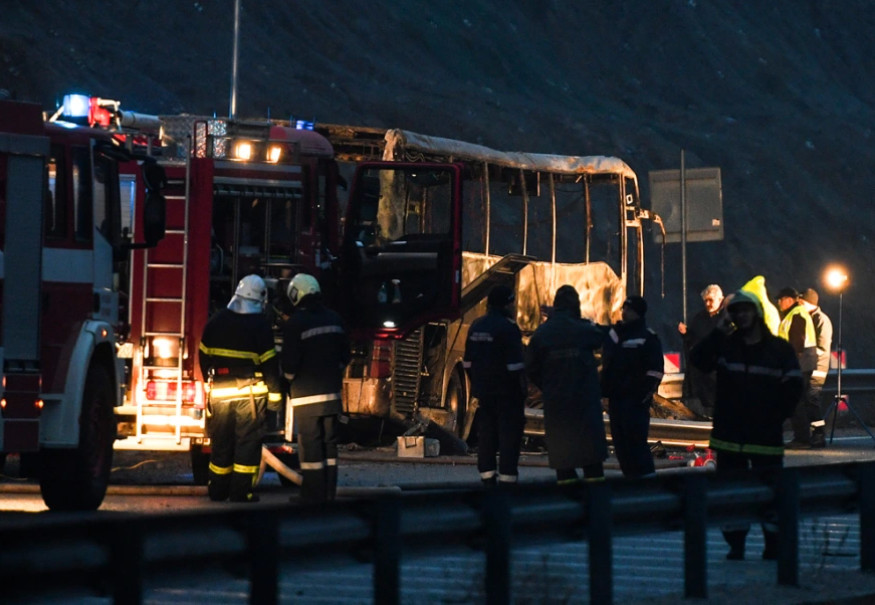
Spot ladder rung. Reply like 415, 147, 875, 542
143, 331, 184, 337
147, 263, 184, 269
145, 297, 183, 303
142, 365, 183, 371
165, 229, 185, 235
165, 195, 186, 200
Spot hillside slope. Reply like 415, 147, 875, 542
3, 0, 875, 362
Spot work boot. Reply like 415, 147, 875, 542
481, 476, 498, 489
723, 529, 747, 560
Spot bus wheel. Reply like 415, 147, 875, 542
40, 364, 115, 511
190, 443, 210, 486
445, 368, 467, 438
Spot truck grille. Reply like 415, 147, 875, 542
392, 328, 424, 415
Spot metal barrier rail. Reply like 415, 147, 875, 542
1, 462, 874, 604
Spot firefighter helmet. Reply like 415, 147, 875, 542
287, 273, 321, 306
227, 274, 268, 314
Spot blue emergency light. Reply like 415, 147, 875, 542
295, 119, 314, 131
62, 94, 91, 118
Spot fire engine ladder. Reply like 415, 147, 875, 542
136, 159, 192, 444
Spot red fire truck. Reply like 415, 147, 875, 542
113, 105, 341, 479
320, 125, 661, 444
0, 97, 165, 510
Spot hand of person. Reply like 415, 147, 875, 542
678, 322, 687, 335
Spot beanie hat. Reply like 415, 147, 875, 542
801, 288, 819, 306
553, 285, 581, 316
622, 295, 647, 317
487, 285, 514, 308
776, 286, 800, 300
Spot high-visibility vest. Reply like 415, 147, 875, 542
778, 305, 816, 349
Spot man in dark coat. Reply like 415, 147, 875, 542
601, 295, 664, 478
526, 285, 607, 484
678, 284, 724, 418
691, 289, 803, 560
463, 285, 527, 487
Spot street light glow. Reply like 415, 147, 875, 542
824, 265, 849, 293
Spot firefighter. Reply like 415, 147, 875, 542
463, 285, 527, 487
690, 290, 803, 560
525, 285, 608, 486
281, 273, 350, 503
600, 295, 664, 478
198, 274, 283, 503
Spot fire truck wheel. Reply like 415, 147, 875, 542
190, 444, 210, 485
40, 363, 115, 511
445, 368, 467, 439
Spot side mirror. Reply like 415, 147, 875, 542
143, 191, 166, 247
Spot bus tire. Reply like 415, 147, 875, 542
445, 367, 467, 439
40, 363, 115, 511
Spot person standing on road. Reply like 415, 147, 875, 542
776, 287, 818, 448
601, 295, 664, 478
799, 287, 834, 447
198, 274, 284, 503
691, 290, 803, 560
463, 285, 527, 487
526, 285, 608, 486
678, 284, 724, 418
281, 273, 350, 504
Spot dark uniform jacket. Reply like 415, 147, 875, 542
525, 309, 607, 468
198, 308, 282, 400
691, 326, 803, 455
600, 318, 664, 402
463, 308, 527, 405
281, 303, 350, 416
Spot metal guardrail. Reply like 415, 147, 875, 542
2, 462, 874, 604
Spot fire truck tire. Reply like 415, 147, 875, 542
445, 367, 467, 439
190, 444, 210, 485
39, 363, 115, 511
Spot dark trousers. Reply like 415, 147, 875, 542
297, 408, 339, 503
716, 450, 782, 554
207, 394, 265, 501
477, 397, 525, 483
790, 371, 815, 442
608, 397, 655, 478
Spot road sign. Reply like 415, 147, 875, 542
649, 167, 723, 243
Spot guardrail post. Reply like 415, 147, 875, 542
249, 509, 279, 605
483, 488, 511, 605
860, 461, 875, 571
777, 467, 799, 586
587, 481, 612, 605
684, 474, 708, 598
373, 494, 401, 605
110, 521, 144, 605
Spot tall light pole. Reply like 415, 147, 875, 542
229, 0, 241, 119
822, 265, 875, 445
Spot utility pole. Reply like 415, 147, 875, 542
229, 0, 241, 119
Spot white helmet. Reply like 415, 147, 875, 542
227, 274, 267, 313
287, 273, 321, 306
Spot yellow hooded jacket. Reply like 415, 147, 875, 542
741, 276, 780, 335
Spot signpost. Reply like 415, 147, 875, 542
649, 154, 723, 323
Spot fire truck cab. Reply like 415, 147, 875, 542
116, 111, 341, 480
0, 97, 165, 510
